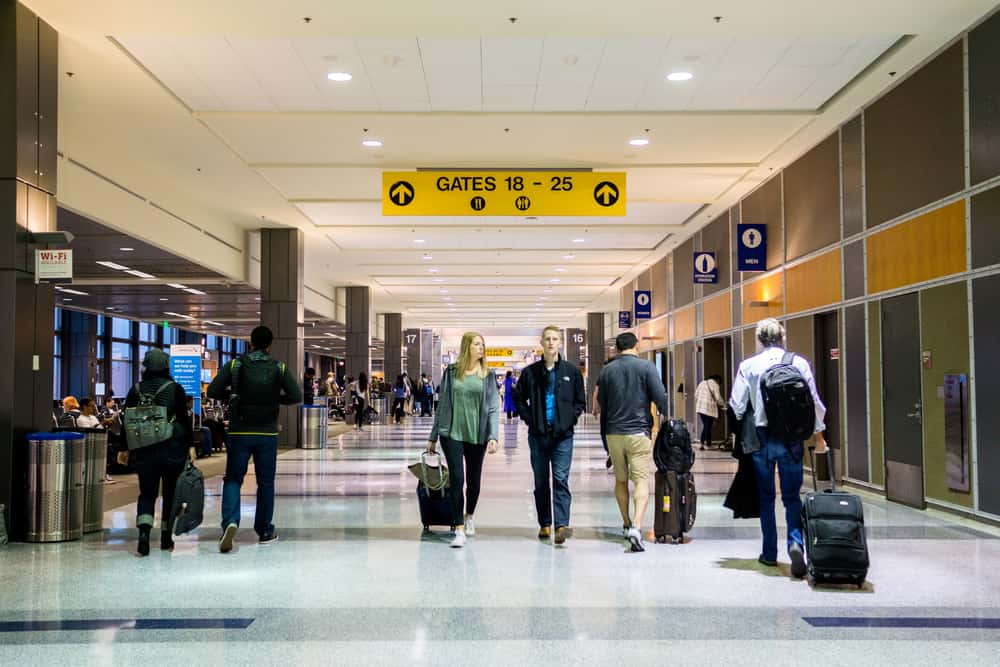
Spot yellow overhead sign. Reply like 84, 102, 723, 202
382, 171, 626, 216
486, 348, 514, 357
486, 361, 511, 368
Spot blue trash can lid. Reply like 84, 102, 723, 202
27, 432, 85, 441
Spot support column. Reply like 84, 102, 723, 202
404, 327, 421, 380
586, 312, 606, 412
260, 228, 304, 447
1, 1, 58, 536
383, 313, 402, 381
346, 286, 371, 383
66, 311, 97, 399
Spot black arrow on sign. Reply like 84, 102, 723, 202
389, 181, 414, 206
594, 181, 619, 207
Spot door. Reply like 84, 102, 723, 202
881, 293, 925, 508
683, 341, 696, 432
702, 337, 732, 443
813, 311, 842, 481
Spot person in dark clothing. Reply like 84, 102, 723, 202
391, 374, 408, 424
207, 326, 302, 553
120, 348, 193, 556
419, 373, 433, 416
349, 373, 370, 430
303, 367, 316, 405
514, 326, 586, 545
503, 370, 517, 420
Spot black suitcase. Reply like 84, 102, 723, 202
801, 448, 869, 586
654, 470, 697, 544
417, 482, 452, 531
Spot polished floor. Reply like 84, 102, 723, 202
1, 416, 999, 665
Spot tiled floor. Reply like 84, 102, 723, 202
1, 416, 999, 665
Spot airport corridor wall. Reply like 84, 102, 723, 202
622, 10, 1000, 520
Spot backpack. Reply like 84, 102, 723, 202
653, 419, 695, 473
760, 351, 816, 444
228, 355, 286, 425
171, 460, 204, 535
424, 382, 434, 397
123, 381, 176, 450
393, 384, 407, 399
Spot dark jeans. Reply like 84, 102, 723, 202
698, 413, 715, 446
420, 396, 432, 416
752, 428, 804, 562
221, 434, 278, 537
528, 432, 574, 528
133, 438, 186, 530
354, 397, 366, 429
439, 436, 487, 527
392, 396, 406, 422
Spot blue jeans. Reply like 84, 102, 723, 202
221, 434, 278, 537
528, 433, 574, 528
752, 428, 804, 562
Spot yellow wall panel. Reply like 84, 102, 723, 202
867, 200, 966, 294
742, 271, 785, 325
703, 292, 732, 335
674, 305, 696, 342
786, 248, 843, 315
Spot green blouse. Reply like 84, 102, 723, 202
450, 371, 484, 443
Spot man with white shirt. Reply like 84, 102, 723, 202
729, 318, 828, 578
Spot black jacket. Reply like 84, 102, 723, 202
514, 356, 586, 439
207, 350, 302, 435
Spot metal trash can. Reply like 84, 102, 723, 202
371, 396, 388, 425
300, 405, 328, 449
79, 428, 107, 533
24, 432, 85, 542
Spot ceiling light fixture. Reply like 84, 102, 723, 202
550, 278, 561, 283
166, 283, 187, 290
413, 239, 426, 244
361, 139, 383, 148
439, 289, 449, 293
119, 247, 134, 252
203, 320, 225, 327
183, 288, 207, 296
124, 269, 157, 280
55, 287, 89, 296
422, 254, 432, 260
327, 72, 353, 82
572, 238, 585, 243
555, 267, 566, 272
159, 298, 168, 301
667, 71, 694, 82
96, 261, 130, 271
428, 268, 439, 273
563, 253, 575, 260
163, 311, 194, 320
629, 138, 650, 147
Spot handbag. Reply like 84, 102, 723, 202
171, 459, 205, 535
407, 451, 449, 491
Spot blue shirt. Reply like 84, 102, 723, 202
545, 366, 557, 425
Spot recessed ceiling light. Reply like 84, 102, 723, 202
422, 254, 432, 260
327, 72, 353, 82
125, 269, 157, 280
572, 238, 585, 243
563, 253, 575, 259
555, 267, 566, 272
428, 268, 439, 273
96, 261, 130, 271
629, 138, 650, 147
119, 247, 134, 252
361, 139, 383, 148
667, 71, 694, 82
62, 298, 72, 302
550, 278, 561, 283
544, 288, 553, 293
159, 298, 168, 302
413, 239, 426, 244
439, 289, 449, 293
433, 278, 444, 283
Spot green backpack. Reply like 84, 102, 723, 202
123, 381, 177, 450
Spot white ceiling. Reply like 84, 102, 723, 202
118, 35, 899, 112
30, 0, 1000, 334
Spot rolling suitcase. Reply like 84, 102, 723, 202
417, 483, 452, 531
654, 470, 697, 544
801, 448, 869, 586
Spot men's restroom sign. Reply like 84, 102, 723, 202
693, 251, 718, 284
634, 290, 652, 320
737, 223, 767, 272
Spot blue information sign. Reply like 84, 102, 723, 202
618, 310, 632, 329
693, 251, 718, 284
737, 223, 767, 272
169, 344, 203, 415
634, 290, 652, 320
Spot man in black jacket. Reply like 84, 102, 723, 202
515, 326, 586, 545
207, 326, 302, 552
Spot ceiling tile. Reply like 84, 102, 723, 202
226, 38, 326, 111
483, 37, 544, 87
171, 37, 277, 111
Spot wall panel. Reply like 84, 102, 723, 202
703, 291, 732, 335
866, 200, 966, 294
700, 212, 731, 297
842, 115, 864, 238
969, 10, 1000, 185
844, 239, 865, 300
786, 248, 843, 315
919, 282, 973, 508
741, 271, 784, 325
740, 176, 783, 271
868, 300, 884, 486
784, 134, 841, 260
865, 42, 965, 227
971, 184, 1000, 269
672, 237, 695, 307
844, 304, 870, 481
973, 274, 1000, 516
673, 305, 695, 342
651, 257, 668, 318
730, 205, 742, 285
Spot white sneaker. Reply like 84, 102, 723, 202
464, 516, 475, 536
627, 527, 645, 553
450, 531, 467, 548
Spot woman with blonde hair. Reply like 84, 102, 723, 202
427, 331, 500, 548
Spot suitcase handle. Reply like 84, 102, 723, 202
808, 445, 835, 493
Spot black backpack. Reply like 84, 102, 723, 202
760, 351, 816, 443
654, 419, 695, 473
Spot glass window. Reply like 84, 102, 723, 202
221, 337, 232, 353
111, 342, 131, 361
97, 316, 106, 336
112, 317, 132, 339
164, 327, 179, 345
206, 335, 218, 351
111, 341, 134, 396
54, 307, 62, 331
138, 344, 152, 361
53, 358, 61, 400
97, 339, 105, 359
138, 322, 157, 342
53, 335, 61, 357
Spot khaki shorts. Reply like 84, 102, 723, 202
607, 433, 653, 484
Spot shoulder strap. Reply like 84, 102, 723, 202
152, 380, 175, 398
133, 382, 142, 396
781, 351, 795, 366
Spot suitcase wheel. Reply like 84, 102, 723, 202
655, 535, 666, 544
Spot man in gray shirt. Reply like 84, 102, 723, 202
597, 332, 669, 552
